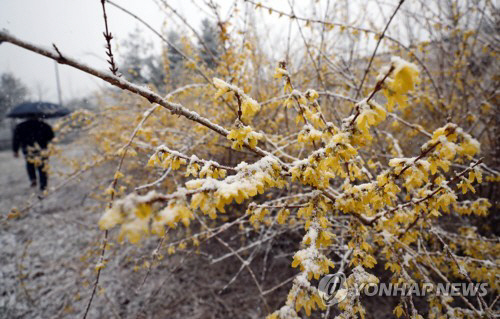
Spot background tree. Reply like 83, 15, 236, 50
167, 30, 183, 88
0, 72, 29, 121
198, 18, 220, 68
120, 27, 166, 92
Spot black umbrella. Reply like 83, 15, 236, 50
6, 101, 71, 119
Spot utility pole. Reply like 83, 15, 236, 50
54, 61, 63, 106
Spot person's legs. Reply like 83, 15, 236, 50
38, 158, 48, 191
26, 160, 37, 187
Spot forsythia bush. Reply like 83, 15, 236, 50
91, 2, 498, 318
96, 53, 497, 317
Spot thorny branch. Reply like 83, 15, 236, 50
100, 0, 119, 76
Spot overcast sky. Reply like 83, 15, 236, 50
0, 0, 219, 103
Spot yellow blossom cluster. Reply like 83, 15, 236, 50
273, 64, 292, 93
304, 89, 319, 102
425, 227, 499, 290
348, 223, 378, 268
334, 266, 380, 316
185, 161, 201, 177
213, 77, 261, 119
198, 161, 227, 179
152, 200, 194, 235
147, 147, 187, 170
261, 54, 496, 318
355, 99, 387, 138
291, 133, 357, 188
273, 66, 289, 79
291, 287, 325, 317
269, 196, 336, 319
187, 156, 286, 220
382, 56, 420, 111
291, 247, 335, 280
427, 123, 481, 159
284, 90, 325, 128
227, 124, 263, 150
280, 224, 333, 317
98, 191, 193, 244
276, 208, 291, 224
268, 277, 325, 318
248, 206, 270, 227
453, 198, 491, 216
297, 124, 322, 145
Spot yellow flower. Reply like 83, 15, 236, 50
227, 125, 263, 150
356, 100, 387, 136
241, 97, 261, 118
147, 153, 161, 167
458, 135, 480, 157
390, 57, 420, 94
98, 206, 124, 230
436, 191, 456, 212
118, 218, 149, 244
134, 203, 151, 219
273, 67, 288, 79
383, 57, 419, 111
457, 177, 476, 194
305, 89, 319, 101
277, 209, 290, 224
298, 125, 322, 144
468, 169, 482, 184
185, 162, 200, 177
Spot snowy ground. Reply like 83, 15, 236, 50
0, 145, 104, 318
0, 145, 291, 319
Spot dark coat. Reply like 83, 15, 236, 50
12, 119, 54, 155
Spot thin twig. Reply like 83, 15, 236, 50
136, 228, 170, 292
356, 0, 405, 98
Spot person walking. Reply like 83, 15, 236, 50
12, 117, 54, 191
